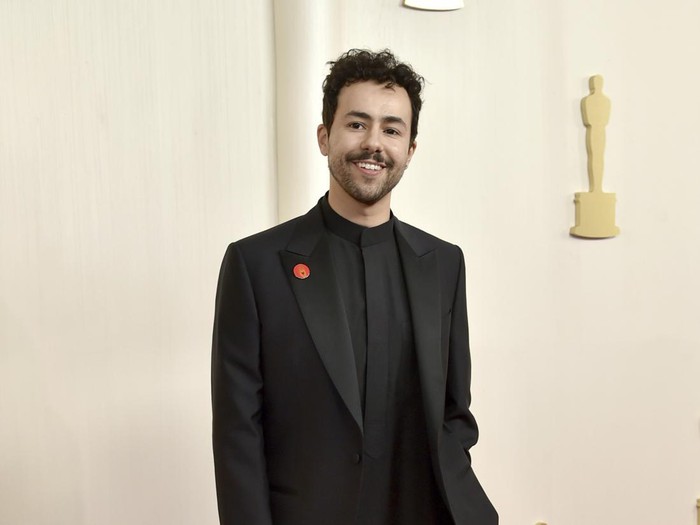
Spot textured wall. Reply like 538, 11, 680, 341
0, 1, 275, 524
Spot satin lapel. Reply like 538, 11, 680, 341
396, 229, 444, 451
280, 209, 363, 433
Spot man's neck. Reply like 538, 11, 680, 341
327, 185, 391, 228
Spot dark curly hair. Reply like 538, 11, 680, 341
322, 49, 425, 145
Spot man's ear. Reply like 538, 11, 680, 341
317, 124, 329, 156
405, 140, 417, 167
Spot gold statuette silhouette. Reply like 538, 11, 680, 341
570, 75, 620, 238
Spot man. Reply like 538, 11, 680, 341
212, 49, 497, 525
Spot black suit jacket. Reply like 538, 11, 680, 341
212, 201, 497, 525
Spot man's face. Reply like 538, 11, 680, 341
317, 81, 416, 206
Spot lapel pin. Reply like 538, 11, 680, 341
293, 263, 310, 280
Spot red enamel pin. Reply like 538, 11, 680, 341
293, 263, 310, 280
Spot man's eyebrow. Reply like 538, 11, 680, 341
382, 115, 407, 128
344, 111, 407, 128
344, 111, 372, 120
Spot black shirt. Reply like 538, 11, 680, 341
321, 197, 452, 525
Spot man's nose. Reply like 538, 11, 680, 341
361, 127, 383, 152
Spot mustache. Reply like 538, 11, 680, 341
345, 151, 394, 168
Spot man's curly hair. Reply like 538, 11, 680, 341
321, 49, 425, 145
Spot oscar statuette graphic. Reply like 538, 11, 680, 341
570, 75, 620, 238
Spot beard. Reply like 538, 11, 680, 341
328, 151, 405, 205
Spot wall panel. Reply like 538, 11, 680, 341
0, 1, 275, 524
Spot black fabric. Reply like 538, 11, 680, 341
212, 198, 498, 525
321, 197, 451, 524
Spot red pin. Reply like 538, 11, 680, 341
293, 263, 310, 280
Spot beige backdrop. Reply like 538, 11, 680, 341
2, 1, 699, 524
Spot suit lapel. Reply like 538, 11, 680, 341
395, 222, 445, 451
280, 205, 363, 433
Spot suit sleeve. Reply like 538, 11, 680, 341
444, 247, 479, 463
211, 243, 272, 525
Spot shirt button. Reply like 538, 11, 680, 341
352, 453, 362, 464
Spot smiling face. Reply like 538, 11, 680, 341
317, 81, 416, 217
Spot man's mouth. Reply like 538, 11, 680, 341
354, 161, 384, 172
346, 152, 391, 175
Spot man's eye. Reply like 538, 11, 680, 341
385, 128, 400, 136
348, 122, 365, 129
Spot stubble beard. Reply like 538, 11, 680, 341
328, 152, 404, 206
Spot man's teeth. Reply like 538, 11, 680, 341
357, 162, 382, 171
